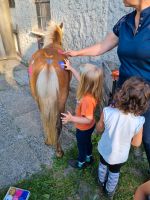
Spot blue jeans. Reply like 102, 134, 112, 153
143, 107, 150, 167
76, 125, 95, 162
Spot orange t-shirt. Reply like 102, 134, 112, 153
75, 94, 97, 130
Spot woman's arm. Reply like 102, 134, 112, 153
61, 111, 92, 124
64, 59, 80, 81
131, 127, 143, 147
64, 32, 118, 57
96, 112, 104, 133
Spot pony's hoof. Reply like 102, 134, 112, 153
56, 150, 64, 158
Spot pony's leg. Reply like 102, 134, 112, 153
55, 70, 71, 157
56, 113, 64, 158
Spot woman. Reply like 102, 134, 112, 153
64, 0, 150, 171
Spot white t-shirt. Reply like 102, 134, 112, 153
98, 107, 145, 165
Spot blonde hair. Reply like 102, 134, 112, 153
77, 63, 103, 102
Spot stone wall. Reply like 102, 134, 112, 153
50, 0, 108, 65
50, 0, 131, 66
50, 0, 132, 96
102, 0, 133, 64
9, 0, 132, 64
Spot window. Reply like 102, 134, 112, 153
35, 0, 51, 31
8, 0, 15, 8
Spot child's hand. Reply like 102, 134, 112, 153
95, 130, 102, 135
61, 111, 73, 124
64, 59, 73, 71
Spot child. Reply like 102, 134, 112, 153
61, 59, 103, 169
96, 77, 150, 199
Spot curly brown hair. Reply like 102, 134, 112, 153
114, 77, 150, 115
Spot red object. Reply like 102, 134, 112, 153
58, 49, 64, 54
15, 189, 23, 197
111, 69, 119, 81
28, 65, 33, 76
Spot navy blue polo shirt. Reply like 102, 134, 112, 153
113, 6, 150, 86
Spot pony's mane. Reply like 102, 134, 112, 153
43, 21, 62, 48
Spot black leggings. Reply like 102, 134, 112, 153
76, 125, 95, 162
100, 155, 124, 173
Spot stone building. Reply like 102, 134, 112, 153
0, 0, 131, 64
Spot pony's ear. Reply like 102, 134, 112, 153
59, 22, 63, 29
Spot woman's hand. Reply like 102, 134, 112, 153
63, 50, 78, 57
61, 111, 73, 124
64, 59, 73, 71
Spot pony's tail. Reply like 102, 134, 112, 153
36, 65, 59, 145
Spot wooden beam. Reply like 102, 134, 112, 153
0, 0, 16, 58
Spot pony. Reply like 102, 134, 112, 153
29, 21, 72, 157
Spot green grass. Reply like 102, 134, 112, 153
0, 135, 149, 200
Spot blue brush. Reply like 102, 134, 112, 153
58, 61, 65, 69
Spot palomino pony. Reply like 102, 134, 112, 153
29, 21, 71, 157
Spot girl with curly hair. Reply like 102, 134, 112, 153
96, 77, 150, 199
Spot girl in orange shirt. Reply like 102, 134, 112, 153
61, 59, 103, 169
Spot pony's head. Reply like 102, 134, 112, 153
43, 21, 63, 47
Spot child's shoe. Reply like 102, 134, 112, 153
85, 155, 94, 166
98, 179, 105, 187
98, 178, 105, 194
104, 170, 119, 199
104, 188, 115, 200
68, 159, 86, 169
